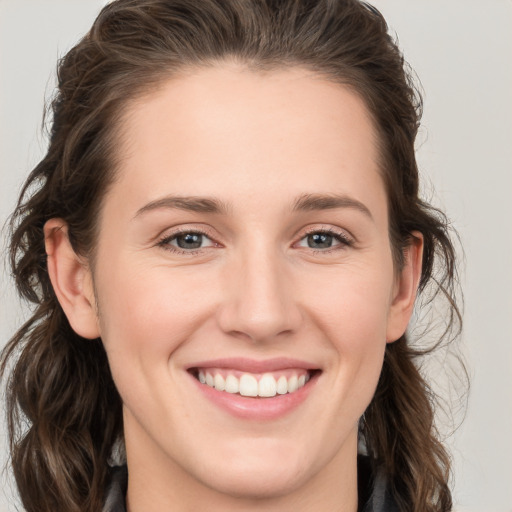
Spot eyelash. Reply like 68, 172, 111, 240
156, 227, 218, 255
299, 226, 354, 254
156, 226, 354, 255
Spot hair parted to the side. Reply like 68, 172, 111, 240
1, 1, 462, 511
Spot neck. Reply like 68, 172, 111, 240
124, 418, 359, 512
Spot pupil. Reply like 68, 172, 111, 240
177, 233, 202, 249
308, 233, 332, 249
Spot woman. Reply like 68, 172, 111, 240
1, 1, 462, 511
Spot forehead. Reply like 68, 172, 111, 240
107, 64, 384, 218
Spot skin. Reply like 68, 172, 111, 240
45, 64, 423, 512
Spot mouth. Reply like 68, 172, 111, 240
186, 358, 321, 419
189, 367, 320, 398
186, 359, 321, 420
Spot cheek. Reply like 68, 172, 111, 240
308, 262, 393, 402
94, 262, 221, 374
92, 266, 208, 422
308, 262, 394, 342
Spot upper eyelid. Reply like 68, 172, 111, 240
157, 224, 352, 240
154, 226, 219, 254
156, 224, 218, 242
156, 223, 354, 240
296, 224, 355, 243
294, 229, 354, 253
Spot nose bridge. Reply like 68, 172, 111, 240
218, 241, 301, 342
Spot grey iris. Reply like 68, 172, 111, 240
177, 233, 203, 249
308, 233, 333, 249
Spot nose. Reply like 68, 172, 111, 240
216, 247, 303, 343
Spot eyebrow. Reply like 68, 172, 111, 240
134, 195, 230, 218
133, 192, 373, 220
292, 193, 373, 220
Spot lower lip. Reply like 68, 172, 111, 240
189, 372, 319, 421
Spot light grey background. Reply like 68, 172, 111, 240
1, 1, 511, 511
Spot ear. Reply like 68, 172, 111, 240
386, 231, 424, 343
44, 219, 100, 339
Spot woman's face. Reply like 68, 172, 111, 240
61, 65, 420, 503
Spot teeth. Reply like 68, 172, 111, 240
239, 374, 258, 397
258, 373, 277, 397
276, 375, 288, 395
288, 375, 298, 393
214, 373, 225, 391
197, 370, 311, 397
225, 374, 239, 393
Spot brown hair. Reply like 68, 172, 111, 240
1, 1, 462, 511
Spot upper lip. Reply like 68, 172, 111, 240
187, 357, 320, 374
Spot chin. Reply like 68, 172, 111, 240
199, 459, 306, 500
175, 436, 311, 500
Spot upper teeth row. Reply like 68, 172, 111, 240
198, 371, 310, 397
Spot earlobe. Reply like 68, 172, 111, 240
386, 232, 424, 343
44, 219, 100, 339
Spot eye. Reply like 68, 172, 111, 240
158, 230, 216, 253
297, 229, 353, 251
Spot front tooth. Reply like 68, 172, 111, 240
288, 375, 299, 393
224, 374, 239, 394
276, 375, 288, 395
239, 374, 258, 397
214, 373, 225, 391
198, 370, 310, 396
258, 373, 277, 397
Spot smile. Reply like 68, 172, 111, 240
187, 358, 321, 419
196, 368, 312, 397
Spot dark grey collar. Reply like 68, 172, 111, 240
102, 465, 127, 512
357, 455, 399, 512
103, 456, 398, 512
